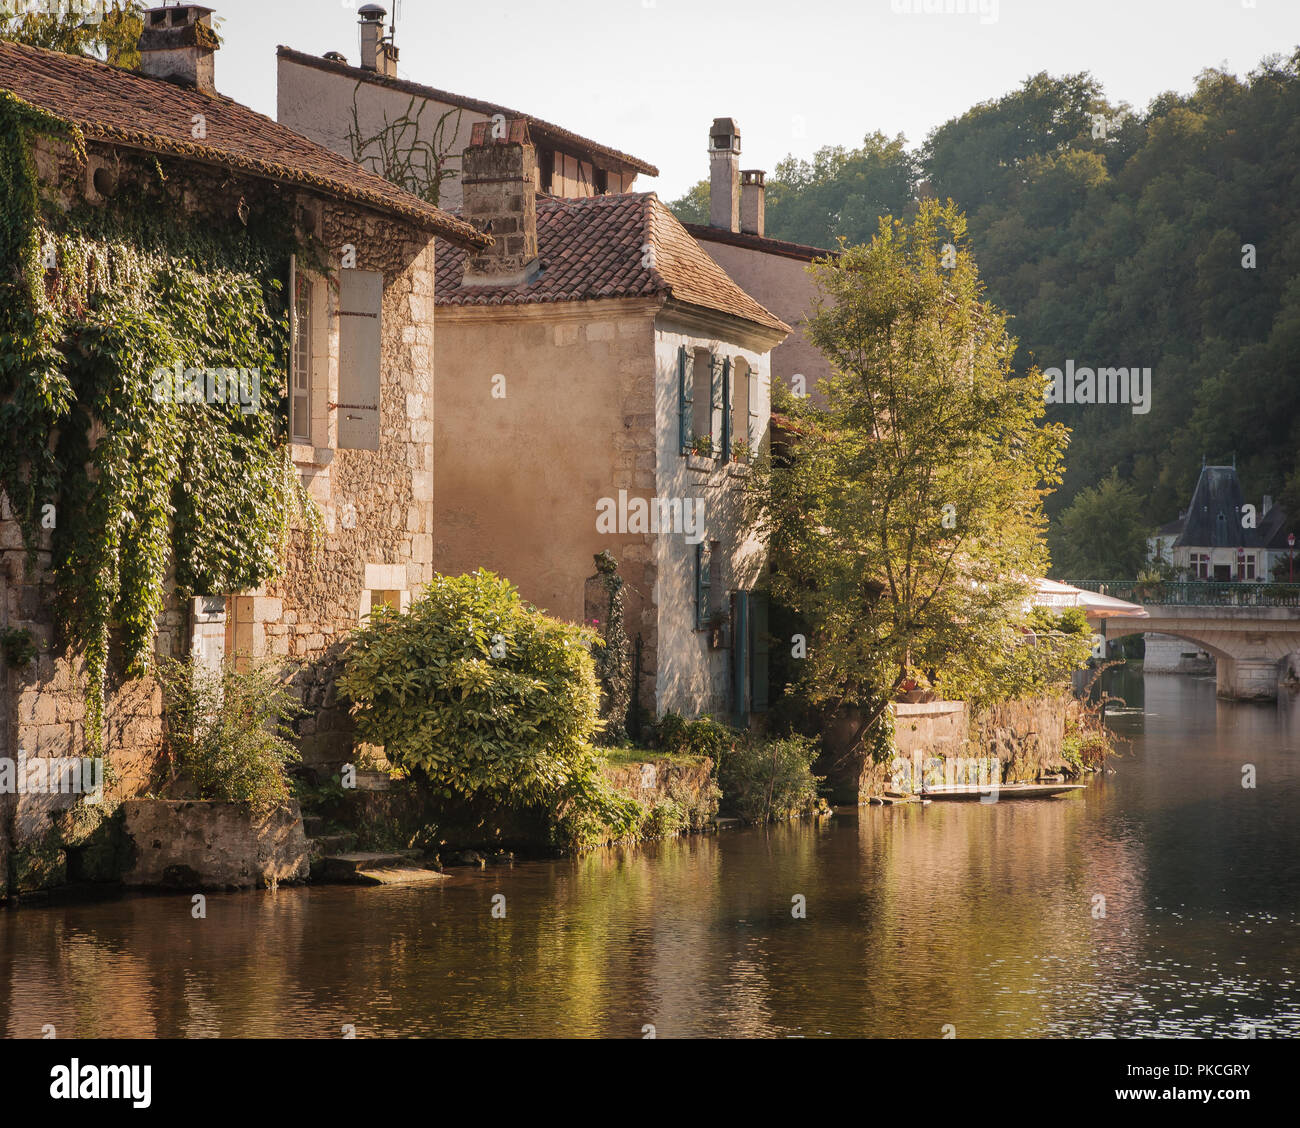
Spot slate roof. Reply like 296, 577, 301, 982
435, 193, 790, 336
1174, 465, 1289, 550
277, 47, 658, 179
0, 39, 488, 248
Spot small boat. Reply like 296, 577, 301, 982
920, 782, 1086, 801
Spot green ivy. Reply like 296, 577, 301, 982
0, 92, 324, 746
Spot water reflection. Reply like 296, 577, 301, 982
1, 670, 1297, 1038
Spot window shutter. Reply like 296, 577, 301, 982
748, 369, 759, 456
678, 345, 691, 453
710, 354, 723, 454
720, 357, 732, 461
337, 269, 382, 451
695, 542, 712, 629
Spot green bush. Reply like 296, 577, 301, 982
717, 735, 824, 824
338, 570, 640, 846
158, 657, 302, 809
651, 711, 737, 760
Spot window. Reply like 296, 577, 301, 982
291, 263, 312, 442
1190, 552, 1210, 579
692, 349, 713, 455
695, 542, 712, 628
337, 269, 382, 451
369, 589, 400, 615
1243, 553, 1257, 580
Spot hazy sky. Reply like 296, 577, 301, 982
205, 0, 1300, 200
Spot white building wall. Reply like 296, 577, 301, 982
651, 320, 770, 719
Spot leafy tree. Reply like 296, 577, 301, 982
338, 570, 640, 844
667, 178, 710, 225
764, 200, 1068, 747
1050, 470, 1150, 577
0, 2, 144, 68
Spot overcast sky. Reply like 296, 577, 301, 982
209, 0, 1300, 200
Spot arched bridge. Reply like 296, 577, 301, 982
1071, 581, 1300, 701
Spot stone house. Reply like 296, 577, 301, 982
276, 5, 658, 211
682, 118, 835, 406
432, 121, 789, 723
0, 5, 486, 885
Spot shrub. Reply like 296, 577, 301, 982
717, 734, 824, 824
651, 711, 737, 760
338, 570, 640, 844
157, 656, 302, 809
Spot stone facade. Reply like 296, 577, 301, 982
1, 131, 449, 886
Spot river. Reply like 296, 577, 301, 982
2, 669, 1298, 1038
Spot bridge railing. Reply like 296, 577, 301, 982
1068, 580, 1300, 607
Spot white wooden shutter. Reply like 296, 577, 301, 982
337, 269, 382, 451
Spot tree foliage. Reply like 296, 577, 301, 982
1051, 469, 1150, 577
687, 55, 1300, 543
0, 2, 145, 68
338, 571, 641, 843
764, 201, 1069, 731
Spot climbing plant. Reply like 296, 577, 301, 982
0, 92, 324, 745
348, 86, 463, 206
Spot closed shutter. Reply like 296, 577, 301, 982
678, 345, 691, 453
720, 357, 732, 461
695, 542, 711, 629
710, 354, 723, 455
748, 368, 759, 456
337, 269, 382, 451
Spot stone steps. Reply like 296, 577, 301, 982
314, 850, 443, 886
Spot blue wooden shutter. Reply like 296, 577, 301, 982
677, 345, 691, 453
695, 542, 711, 628
710, 354, 723, 455
721, 357, 732, 461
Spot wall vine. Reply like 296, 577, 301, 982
0, 91, 326, 746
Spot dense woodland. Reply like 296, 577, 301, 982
672, 53, 1300, 576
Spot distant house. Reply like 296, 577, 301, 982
1148, 464, 1292, 582
432, 121, 789, 723
0, 3, 486, 845
276, 6, 658, 210
682, 118, 836, 406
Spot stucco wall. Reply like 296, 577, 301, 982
653, 318, 770, 718
692, 239, 831, 405
277, 56, 637, 213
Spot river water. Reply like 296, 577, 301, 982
2, 670, 1298, 1038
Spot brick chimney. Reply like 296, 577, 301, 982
358, 4, 398, 78
740, 169, 765, 237
138, 4, 219, 95
709, 117, 741, 232
461, 119, 540, 287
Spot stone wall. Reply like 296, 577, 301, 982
602, 755, 720, 833
823, 694, 1074, 802
121, 799, 309, 889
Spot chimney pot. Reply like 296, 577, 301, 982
708, 117, 741, 232
358, 4, 398, 77
740, 169, 765, 237
137, 4, 218, 95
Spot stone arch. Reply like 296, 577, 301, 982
1102, 623, 1232, 661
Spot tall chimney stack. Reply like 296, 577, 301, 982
358, 4, 398, 77
461, 119, 540, 287
138, 4, 219, 95
740, 169, 765, 237
709, 117, 741, 232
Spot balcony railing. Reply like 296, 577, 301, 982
1069, 580, 1300, 607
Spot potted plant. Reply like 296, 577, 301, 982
730, 437, 750, 463
691, 434, 713, 457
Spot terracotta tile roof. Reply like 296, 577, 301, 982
0, 39, 488, 249
683, 222, 836, 262
435, 193, 789, 336
278, 47, 659, 179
